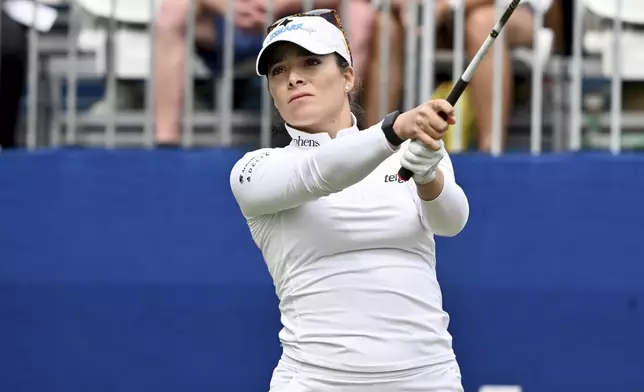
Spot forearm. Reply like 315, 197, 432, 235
464, 0, 493, 10
276, 0, 341, 17
299, 125, 396, 195
448, 0, 494, 12
417, 169, 445, 201
417, 172, 469, 237
230, 123, 397, 217
153, 18, 186, 143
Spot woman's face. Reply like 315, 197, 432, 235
267, 44, 354, 132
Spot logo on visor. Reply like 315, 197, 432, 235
268, 22, 305, 42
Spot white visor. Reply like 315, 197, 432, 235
255, 11, 352, 76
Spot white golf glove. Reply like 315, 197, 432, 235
400, 139, 446, 184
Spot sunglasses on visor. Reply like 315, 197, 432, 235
266, 9, 353, 64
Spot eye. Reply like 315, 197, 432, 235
270, 65, 285, 76
305, 57, 321, 66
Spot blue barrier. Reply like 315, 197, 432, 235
1, 149, 643, 392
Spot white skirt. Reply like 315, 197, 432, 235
269, 355, 464, 392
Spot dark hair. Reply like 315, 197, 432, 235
266, 49, 364, 133
334, 54, 364, 128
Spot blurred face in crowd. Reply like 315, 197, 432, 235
266, 43, 354, 133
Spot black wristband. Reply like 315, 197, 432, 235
381, 110, 404, 147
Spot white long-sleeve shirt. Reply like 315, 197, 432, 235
229, 116, 469, 373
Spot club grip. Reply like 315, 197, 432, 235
397, 167, 415, 182
396, 78, 469, 182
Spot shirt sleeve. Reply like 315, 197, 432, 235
229, 123, 398, 218
417, 151, 470, 237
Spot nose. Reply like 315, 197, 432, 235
287, 70, 305, 88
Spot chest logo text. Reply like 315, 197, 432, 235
384, 174, 404, 183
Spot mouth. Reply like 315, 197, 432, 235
289, 93, 313, 103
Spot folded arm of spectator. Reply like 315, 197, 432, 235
448, 0, 552, 13
275, 0, 342, 18
447, 0, 493, 12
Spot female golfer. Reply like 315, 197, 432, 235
230, 9, 469, 392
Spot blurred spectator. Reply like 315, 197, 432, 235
364, 0, 553, 152
1, 10, 27, 148
153, 0, 375, 145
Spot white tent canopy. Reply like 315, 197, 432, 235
583, 0, 644, 25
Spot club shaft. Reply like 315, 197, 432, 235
397, 0, 523, 181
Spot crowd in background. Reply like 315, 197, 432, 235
2, 0, 644, 152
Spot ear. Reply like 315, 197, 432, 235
343, 66, 355, 92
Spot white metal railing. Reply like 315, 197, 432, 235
1, 0, 643, 153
